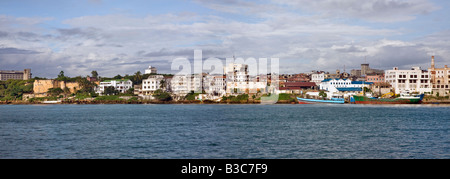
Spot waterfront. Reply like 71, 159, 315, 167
0, 104, 449, 159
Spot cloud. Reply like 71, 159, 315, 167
0, 47, 41, 54
0, 0, 447, 78
273, 0, 439, 23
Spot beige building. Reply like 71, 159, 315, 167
428, 56, 450, 96
33, 79, 80, 97
0, 69, 31, 81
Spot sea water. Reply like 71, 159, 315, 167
0, 104, 448, 159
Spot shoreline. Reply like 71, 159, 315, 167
1, 100, 450, 105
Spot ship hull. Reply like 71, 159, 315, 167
352, 95, 423, 104
296, 97, 345, 104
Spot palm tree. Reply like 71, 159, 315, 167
159, 79, 166, 91
134, 71, 142, 85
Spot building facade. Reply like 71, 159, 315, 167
0, 69, 31, 81
96, 79, 133, 94
311, 73, 325, 85
142, 75, 164, 95
365, 74, 385, 83
385, 67, 431, 94
171, 74, 202, 97
320, 78, 372, 93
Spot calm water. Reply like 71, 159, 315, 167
0, 104, 449, 159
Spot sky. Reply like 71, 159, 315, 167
0, 0, 449, 78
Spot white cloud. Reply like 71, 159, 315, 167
272, 0, 439, 23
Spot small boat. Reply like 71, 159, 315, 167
41, 100, 61, 104
352, 93, 424, 104
296, 97, 345, 104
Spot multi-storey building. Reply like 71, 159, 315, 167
223, 63, 268, 95
203, 75, 226, 96
428, 56, 450, 96
0, 69, 31, 81
385, 67, 431, 94
96, 79, 133, 94
142, 75, 164, 95
365, 74, 385, 83
311, 72, 325, 85
170, 74, 202, 97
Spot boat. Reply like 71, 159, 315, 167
352, 93, 424, 104
296, 97, 345, 104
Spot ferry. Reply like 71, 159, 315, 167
296, 97, 345, 104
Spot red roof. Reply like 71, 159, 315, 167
284, 82, 316, 87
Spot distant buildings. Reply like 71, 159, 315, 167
351, 64, 384, 77
0, 69, 31, 81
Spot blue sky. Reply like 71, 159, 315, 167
0, 0, 449, 77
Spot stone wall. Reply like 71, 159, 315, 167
33, 80, 80, 97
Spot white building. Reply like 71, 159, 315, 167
385, 67, 431, 94
320, 78, 372, 93
224, 63, 249, 83
144, 66, 157, 74
224, 63, 266, 95
96, 79, 133, 94
142, 75, 164, 95
171, 74, 202, 97
203, 75, 226, 96
311, 73, 325, 85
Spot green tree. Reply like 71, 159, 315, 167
133, 71, 143, 85
113, 74, 123, 79
319, 91, 327, 98
76, 77, 96, 95
104, 86, 119, 96
153, 89, 172, 101
56, 71, 69, 81
91, 71, 99, 78
48, 88, 64, 97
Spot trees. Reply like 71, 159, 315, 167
153, 89, 172, 101
0, 79, 33, 100
91, 71, 98, 78
132, 71, 143, 85
56, 71, 69, 81
104, 86, 119, 96
48, 88, 64, 97
319, 91, 327, 98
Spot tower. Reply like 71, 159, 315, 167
23, 69, 31, 80
431, 56, 435, 69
